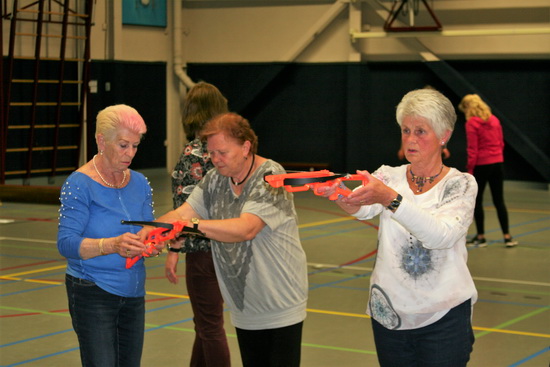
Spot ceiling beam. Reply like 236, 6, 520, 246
351, 26, 550, 41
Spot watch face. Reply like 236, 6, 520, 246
388, 195, 402, 210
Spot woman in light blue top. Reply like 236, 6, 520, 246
57, 104, 162, 367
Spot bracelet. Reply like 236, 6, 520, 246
98, 238, 105, 255
167, 244, 182, 253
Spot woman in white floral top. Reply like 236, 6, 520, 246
319, 88, 478, 367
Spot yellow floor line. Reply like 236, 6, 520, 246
473, 326, 550, 338
3, 265, 66, 277
2, 275, 548, 339
298, 216, 356, 228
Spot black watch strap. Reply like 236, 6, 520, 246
386, 194, 403, 211
191, 217, 200, 230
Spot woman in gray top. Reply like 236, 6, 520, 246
154, 112, 308, 367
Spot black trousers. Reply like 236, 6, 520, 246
473, 162, 510, 235
235, 321, 303, 367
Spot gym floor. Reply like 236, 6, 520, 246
1, 168, 549, 366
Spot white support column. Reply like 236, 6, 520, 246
104, 0, 122, 60
348, 0, 362, 62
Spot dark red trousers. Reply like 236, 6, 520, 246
186, 250, 231, 367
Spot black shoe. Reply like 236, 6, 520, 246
466, 236, 487, 248
505, 238, 518, 247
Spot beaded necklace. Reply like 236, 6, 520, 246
93, 154, 127, 188
409, 165, 443, 192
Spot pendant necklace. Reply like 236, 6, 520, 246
93, 154, 126, 188
409, 165, 443, 192
231, 154, 255, 186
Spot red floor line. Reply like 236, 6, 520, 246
0, 309, 68, 318
341, 248, 378, 266
0, 216, 57, 222
0, 259, 60, 272
0, 313, 42, 318
359, 220, 379, 230
146, 297, 179, 303
298, 204, 379, 268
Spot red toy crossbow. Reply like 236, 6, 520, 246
121, 220, 205, 269
264, 169, 368, 200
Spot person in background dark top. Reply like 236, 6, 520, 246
459, 94, 518, 248
57, 104, 163, 366
167, 82, 231, 366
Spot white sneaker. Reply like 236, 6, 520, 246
505, 238, 518, 247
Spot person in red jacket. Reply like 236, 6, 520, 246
459, 94, 518, 248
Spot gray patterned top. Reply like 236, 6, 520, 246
186, 159, 308, 330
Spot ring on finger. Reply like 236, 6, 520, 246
126, 249, 131, 257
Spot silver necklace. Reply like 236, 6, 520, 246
409, 165, 443, 192
93, 154, 126, 188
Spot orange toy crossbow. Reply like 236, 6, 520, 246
121, 220, 205, 269
264, 169, 368, 200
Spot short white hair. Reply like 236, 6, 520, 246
396, 88, 456, 140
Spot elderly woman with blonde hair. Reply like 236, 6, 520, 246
58, 104, 163, 366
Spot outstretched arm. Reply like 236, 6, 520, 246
316, 170, 398, 215
154, 202, 266, 244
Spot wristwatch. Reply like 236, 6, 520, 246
191, 217, 200, 230
386, 194, 403, 211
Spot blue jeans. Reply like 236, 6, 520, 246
65, 274, 145, 367
372, 299, 474, 367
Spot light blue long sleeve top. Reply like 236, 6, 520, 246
57, 171, 154, 297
